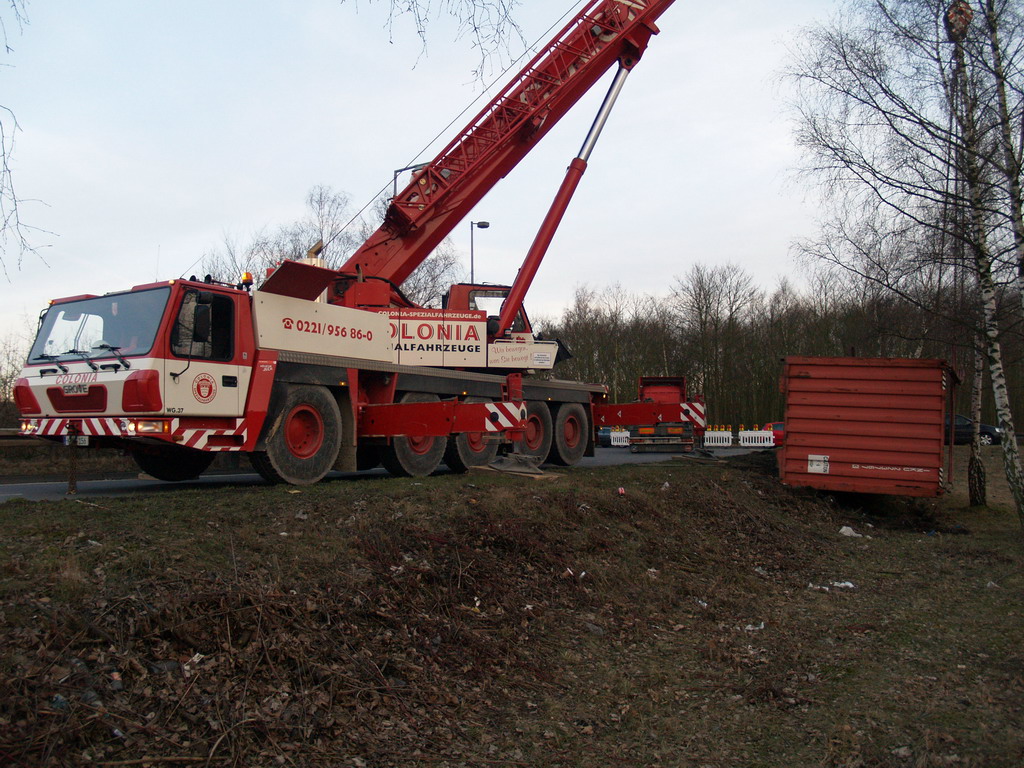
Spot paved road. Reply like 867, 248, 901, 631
0, 447, 759, 503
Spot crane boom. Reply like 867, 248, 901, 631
338, 0, 676, 299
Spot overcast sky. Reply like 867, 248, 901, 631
1, 0, 836, 339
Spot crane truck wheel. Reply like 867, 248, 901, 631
132, 444, 216, 481
518, 401, 553, 465
548, 402, 588, 466
444, 397, 499, 472
381, 392, 448, 478
250, 384, 342, 485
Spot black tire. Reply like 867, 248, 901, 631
381, 392, 448, 477
979, 432, 994, 446
519, 401, 553, 464
444, 397, 500, 472
249, 384, 341, 485
132, 445, 216, 481
548, 402, 588, 466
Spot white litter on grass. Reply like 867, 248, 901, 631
183, 653, 206, 678
839, 526, 862, 538
810, 581, 857, 591
744, 622, 765, 632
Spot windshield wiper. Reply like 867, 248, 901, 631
32, 354, 69, 373
66, 349, 99, 371
92, 343, 131, 369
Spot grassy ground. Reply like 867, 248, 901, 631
0, 450, 1021, 767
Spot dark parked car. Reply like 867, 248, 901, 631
947, 414, 1001, 445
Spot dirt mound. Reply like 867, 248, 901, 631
721, 448, 779, 475
1, 460, 1019, 767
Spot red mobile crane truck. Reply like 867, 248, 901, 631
15, 0, 705, 485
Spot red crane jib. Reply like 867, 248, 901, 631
338, 0, 676, 298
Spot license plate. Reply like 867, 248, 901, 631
62, 384, 89, 395
63, 435, 89, 447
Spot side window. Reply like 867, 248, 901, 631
171, 292, 234, 361
469, 291, 529, 334
510, 309, 527, 333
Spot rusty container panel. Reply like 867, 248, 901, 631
777, 357, 951, 497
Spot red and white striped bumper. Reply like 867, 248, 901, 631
20, 417, 248, 452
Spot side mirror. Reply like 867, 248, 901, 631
194, 304, 212, 343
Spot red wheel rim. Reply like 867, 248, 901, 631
563, 414, 581, 448
285, 404, 324, 459
465, 432, 488, 454
524, 414, 544, 450
407, 434, 435, 455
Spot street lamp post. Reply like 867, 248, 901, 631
469, 221, 490, 284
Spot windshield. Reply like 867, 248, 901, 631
469, 289, 528, 333
28, 287, 171, 363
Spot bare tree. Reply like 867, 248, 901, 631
201, 185, 359, 284
538, 257, 1014, 431
979, 1, 1024, 312
399, 240, 465, 306
202, 185, 465, 305
0, 317, 32, 426
340, 0, 526, 79
0, 328, 27, 402
0, 0, 32, 270
949, 0, 1024, 523
671, 263, 762, 420
785, 0, 1024, 525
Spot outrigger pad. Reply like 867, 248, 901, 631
470, 453, 546, 476
259, 260, 337, 301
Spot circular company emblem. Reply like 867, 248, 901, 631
192, 373, 217, 404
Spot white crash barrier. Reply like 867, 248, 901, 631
610, 429, 630, 447
703, 430, 733, 448
739, 430, 775, 447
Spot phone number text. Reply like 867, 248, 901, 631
283, 318, 374, 341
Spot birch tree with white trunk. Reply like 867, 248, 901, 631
785, 0, 1024, 526
949, 0, 1024, 525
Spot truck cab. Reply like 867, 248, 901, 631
443, 284, 531, 336
17, 279, 255, 451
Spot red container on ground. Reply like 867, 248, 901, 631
777, 357, 953, 497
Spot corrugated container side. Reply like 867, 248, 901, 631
777, 357, 951, 497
